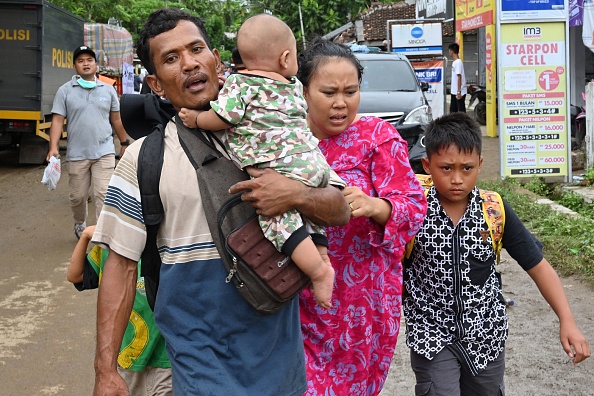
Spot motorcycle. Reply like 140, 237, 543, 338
570, 92, 587, 150
468, 84, 487, 125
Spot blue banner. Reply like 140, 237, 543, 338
501, 0, 566, 19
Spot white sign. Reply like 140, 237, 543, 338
122, 62, 134, 94
391, 23, 443, 56
583, 0, 594, 53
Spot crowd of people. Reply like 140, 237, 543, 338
48, 7, 590, 396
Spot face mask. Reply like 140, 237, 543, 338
77, 77, 96, 89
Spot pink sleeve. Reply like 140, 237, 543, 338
368, 136, 427, 255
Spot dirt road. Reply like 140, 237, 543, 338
0, 132, 592, 395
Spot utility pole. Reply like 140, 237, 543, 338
298, 2, 306, 49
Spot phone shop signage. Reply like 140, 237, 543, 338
499, 22, 568, 178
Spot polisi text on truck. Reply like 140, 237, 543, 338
52, 48, 74, 69
0, 28, 30, 41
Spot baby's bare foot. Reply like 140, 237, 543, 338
310, 263, 335, 309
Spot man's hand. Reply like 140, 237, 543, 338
93, 370, 129, 396
229, 167, 350, 226
119, 145, 127, 159
46, 147, 59, 163
229, 167, 303, 217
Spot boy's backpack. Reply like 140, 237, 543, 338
404, 174, 506, 263
121, 94, 309, 314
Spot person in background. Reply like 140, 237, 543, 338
92, 9, 349, 395
448, 42, 467, 113
97, 73, 117, 89
231, 47, 247, 72
46, 45, 129, 240
66, 225, 172, 396
403, 112, 590, 395
296, 37, 427, 395
134, 74, 142, 93
179, 14, 344, 308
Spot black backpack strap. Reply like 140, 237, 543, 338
138, 124, 166, 310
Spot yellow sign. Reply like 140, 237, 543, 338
52, 48, 74, 69
499, 22, 568, 178
0, 29, 30, 41
455, 0, 495, 31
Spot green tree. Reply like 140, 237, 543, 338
251, 0, 388, 48
50, 0, 394, 52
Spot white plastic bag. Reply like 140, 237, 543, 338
41, 156, 61, 190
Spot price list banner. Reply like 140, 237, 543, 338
499, 22, 568, 177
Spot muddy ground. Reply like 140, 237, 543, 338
0, 132, 592, 395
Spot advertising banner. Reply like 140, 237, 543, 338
501, 0, 567, 20
416, 0, 454, 20
455, 0, 494, 31
391, 23, 442, 55
570, 0, 584, 27
499, 22, 568, 178
412, 59, 445, 118
486, 24, 498, 137
122, 62, 134, 94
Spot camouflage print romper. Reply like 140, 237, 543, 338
210, 73, 346, 253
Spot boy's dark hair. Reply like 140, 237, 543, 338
424, 112, 482, 157
297, 37, 364, 87
137, 8, 211, 75
448, 43, 460, 55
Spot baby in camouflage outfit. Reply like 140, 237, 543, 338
179, 14, 344, 309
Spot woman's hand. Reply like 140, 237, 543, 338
343, 186, 392, 225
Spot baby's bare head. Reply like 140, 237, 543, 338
237, 14, 296, 74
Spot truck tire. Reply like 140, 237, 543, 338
19, 136, 48, 164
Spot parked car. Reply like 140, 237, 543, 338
352, 50, 432, 173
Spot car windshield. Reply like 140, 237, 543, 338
360, 59, 418, 92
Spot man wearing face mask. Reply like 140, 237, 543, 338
46, 46, 129, 240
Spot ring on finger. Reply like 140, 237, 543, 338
349, 202, 354, 212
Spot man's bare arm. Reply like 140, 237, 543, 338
93, 250, 137, 395
46, 114, 65, 162
229, 167, 350, 226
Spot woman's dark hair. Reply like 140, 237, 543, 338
297, 37, 364, 87
424, 112, 482, 158
137, 8, 210, 75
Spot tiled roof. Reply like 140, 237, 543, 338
362, 2, 416, 41
336, 2, 457, 43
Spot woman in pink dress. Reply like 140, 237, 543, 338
297, 38, 427, 395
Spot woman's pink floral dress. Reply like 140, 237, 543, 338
300, 116, 427, 396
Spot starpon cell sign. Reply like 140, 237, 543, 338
391, 23, 442, 56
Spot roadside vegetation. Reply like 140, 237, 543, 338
478, 178, 594, 285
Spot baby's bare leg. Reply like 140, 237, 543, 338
291, 238, 334, 308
